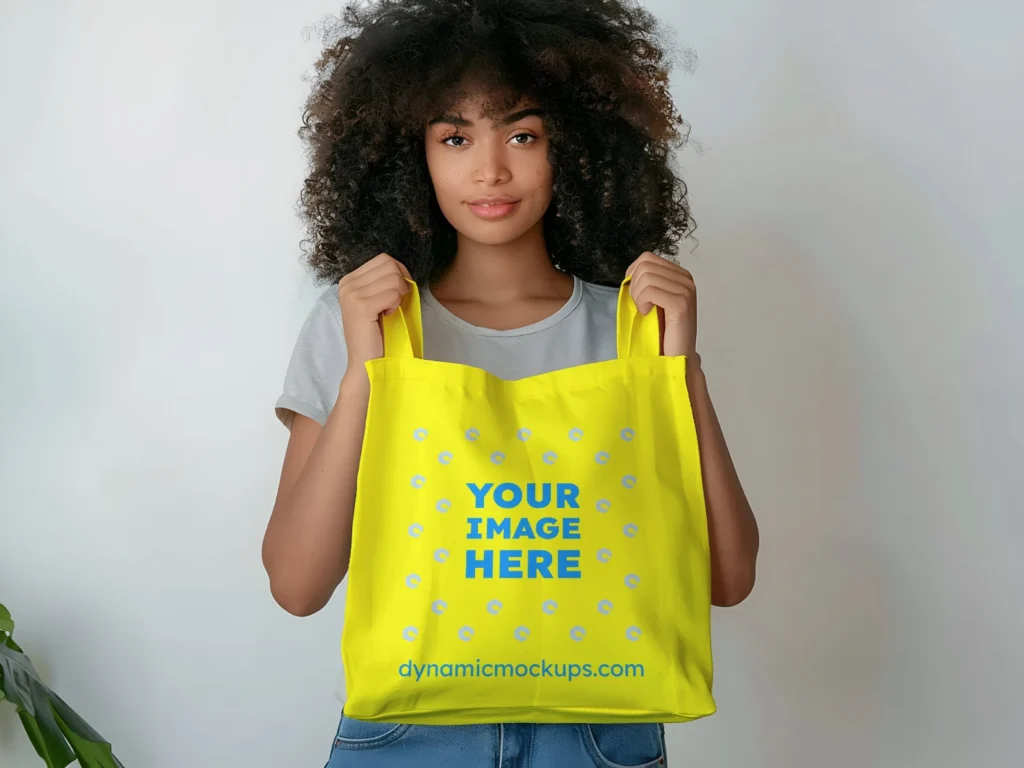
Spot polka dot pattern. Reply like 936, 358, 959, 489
400, 422, 648, 658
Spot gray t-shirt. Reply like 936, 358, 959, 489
273, 273, 619, 700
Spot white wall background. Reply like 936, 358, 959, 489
1, 1, 1020, 766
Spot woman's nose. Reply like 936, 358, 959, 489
474, 140, 511, 184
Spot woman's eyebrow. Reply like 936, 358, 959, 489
427, 107, 545, 128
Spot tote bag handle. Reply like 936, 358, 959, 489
616, 274, 662, 359
381, 274, 659, 361
380, 277, 424, 360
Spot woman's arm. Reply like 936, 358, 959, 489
263, 253, 412, 617
687, 356, 760, 606
625, 251, 759, 607
262, 375, 370, 616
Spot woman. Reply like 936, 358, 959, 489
264, 1, 759, 765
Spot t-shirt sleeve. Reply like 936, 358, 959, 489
274, 285, 348, 430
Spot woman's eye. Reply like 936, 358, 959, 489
441, 133, 536, 148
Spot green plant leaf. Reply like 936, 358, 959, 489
19, 707, 68, 768
0, 603, 13, 637
0, 641, 124, 768
55, 707, 123, 768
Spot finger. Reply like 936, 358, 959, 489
346, 256, 401, 288
341, 273, 409, 316
630, 267, 694, 303
344, 262, 412, 296
340, 252, 390, 281
339, 260, 386, 295
391, 258, 413, 280
626, 264, 692, 294
625, 251, 660, 279
632, 271, 691, 302
629, 258, 694, 289
360, 285, 408, 317
632, 284, 690, 316
340, 253, 409, 290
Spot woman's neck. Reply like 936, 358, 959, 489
430, 223, 570, 303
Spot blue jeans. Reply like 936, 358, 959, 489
324, 712, 667, 767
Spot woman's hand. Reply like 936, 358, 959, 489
337, 253, 412, 385
625, 251, 697, 358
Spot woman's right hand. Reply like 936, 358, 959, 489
337, 253, 413, 386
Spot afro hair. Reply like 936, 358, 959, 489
297, 0, 696, 287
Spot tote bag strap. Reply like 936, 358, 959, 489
616, 274, 662, 359
380, 276, 424, 360
382, 274, 656, 361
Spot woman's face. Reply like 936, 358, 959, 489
424, 90, 553, 246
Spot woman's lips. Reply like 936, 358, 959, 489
466, 200, 520, 219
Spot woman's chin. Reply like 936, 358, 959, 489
457, 221, 534, 246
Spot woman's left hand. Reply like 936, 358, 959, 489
625, 251, 697, 358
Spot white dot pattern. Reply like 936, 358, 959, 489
404, 425, 646, 653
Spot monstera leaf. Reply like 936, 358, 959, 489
0, 603, 124, 768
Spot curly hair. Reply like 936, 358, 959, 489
297, 0, 695, 288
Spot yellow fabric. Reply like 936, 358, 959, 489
341, 275, 715, 724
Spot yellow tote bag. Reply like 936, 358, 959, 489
341, 275, 715, 724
